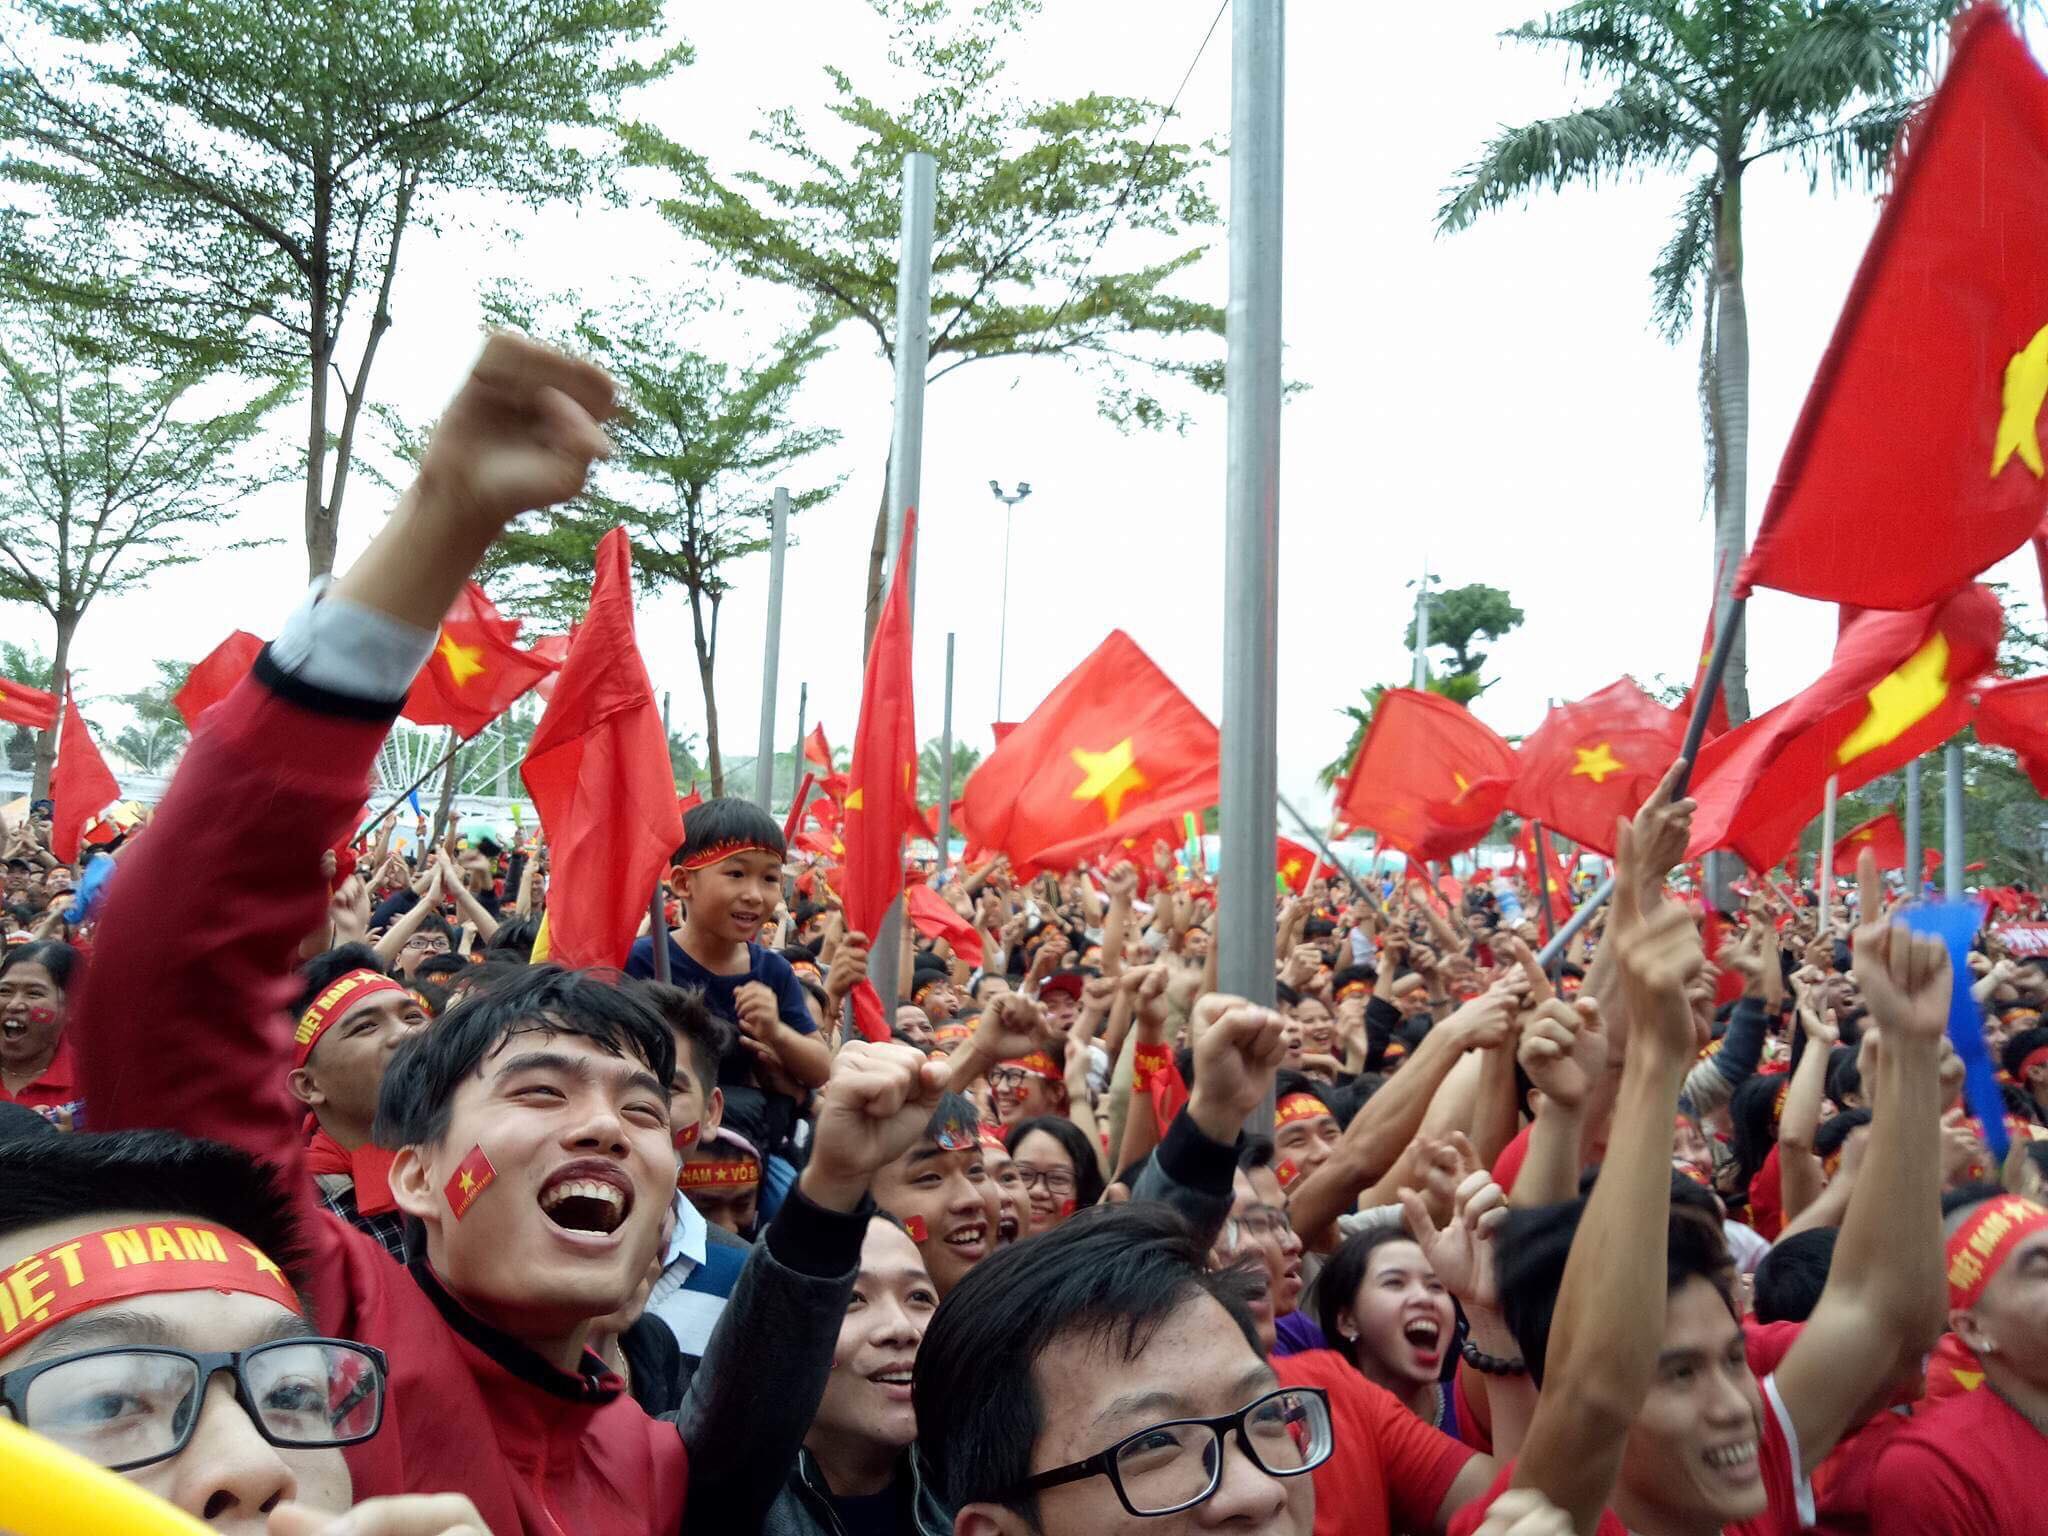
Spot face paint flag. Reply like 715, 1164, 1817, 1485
444, 1144, 497, 1220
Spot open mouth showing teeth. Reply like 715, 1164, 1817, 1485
869, 1368, 915, 1385
998, 1216, 1019, 1242
1704, 1442, 1756, 1471
1, 1020, 24, 1039
540, 1176, 630, 1235
1403, 1321, 1441, 1349
944, 1224, 986, 1248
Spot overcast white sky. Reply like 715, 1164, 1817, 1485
23, 0, 2043, 814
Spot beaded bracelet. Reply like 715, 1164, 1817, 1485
1459, 1339, 1528, 1376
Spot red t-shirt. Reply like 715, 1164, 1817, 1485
1275, 1348, 1476, 1536
1810, 1406, 1916, 1536
1868, 1380, 2045, 1535
1747, 1146, 1785, 1241
1448, 1373, 1812, 1536
0, 1036, 81, 1117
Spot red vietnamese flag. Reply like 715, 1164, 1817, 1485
1976, 675, 2048, 794
1738, 7, 2048, 609
990, 722, 1019, 747
959, 631, 1219, 875
1335, 690, 1517, 863
174, 631, 264, 732
443, 1144, 497, 1220
1686, 585, 2002, 869
804, 724, 833, 770
842, 513, 921, 1043
50, 682, 120, 863
405, 582, 560, 740
1276, 836, 1319, 894
1831, 810, 1907, 875
906, 880, 984, 968
0, 674, 57, 732
529, 632, 572, 703
1509, 679, 1686, 856
519, 529, 684, 968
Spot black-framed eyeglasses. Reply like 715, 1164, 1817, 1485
1012, 1164, 1077, 1196
0, 1339, 387, 1472
1015, 1385, 1332, 1517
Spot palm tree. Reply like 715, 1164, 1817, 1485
919, 738, 983, 808
1438, 1, 1954, 721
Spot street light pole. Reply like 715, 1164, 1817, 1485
989, 480, 1032, 721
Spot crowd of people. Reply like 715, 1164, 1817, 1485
2, 335, 2045, 1536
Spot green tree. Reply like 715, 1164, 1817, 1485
484, 293, 840, 796
1438, 1, 1952, 722
0, 640, 52, 774
112, 658, 192, 775
0, 293, 283, 799
919, 737, 982, 808
0, 0, 688, 579
1316, 676, 1490, 791
628, 0, 1224, 641
1405, 582, 1525, 679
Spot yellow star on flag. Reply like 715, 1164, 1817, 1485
436, 631, 486, 687
1071, 739, 1148, 823
1837, 633, 1950, 763
1854, 828, 1875, 842
844, 787, 865, 811
1570, 742, 1625, 784
1448, 771, 1472, 804
458, 1170, 476, 1196
237, 1245, 286, 1283
1993, 323, 2048, 477
1282, 858, 1303, 881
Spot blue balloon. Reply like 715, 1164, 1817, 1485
1902, 900, 2007, 1163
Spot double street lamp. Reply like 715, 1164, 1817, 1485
988, 480, 1033, 720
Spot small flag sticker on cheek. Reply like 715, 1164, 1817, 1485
1274, 1158, 1302, 1191
674, 1122, 701, 1151
444, 1144, 497, 1220
904, 1214, 929, 1243
1059, 1198, 1078, 1220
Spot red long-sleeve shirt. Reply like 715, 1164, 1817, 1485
76, 656, 687, 1536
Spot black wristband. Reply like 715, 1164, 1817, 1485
1459, 1338, 1528, 1377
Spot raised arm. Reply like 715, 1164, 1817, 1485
1775, 984, 1838, 1224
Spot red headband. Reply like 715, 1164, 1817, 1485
1275, 1093, 1329, 1129
680, 1157, 760, 1194
295, 969, 406, 1067
935, 1022, 974, 1045
1947, 1195, 2048, 1311
978, 1124, 1008, 1153
0, 1222, 299, 1355
1001, 1052, 1062, 1084
677, 839, 781, 873
2019, 1045, 2048, 1082
1335, 981, 1371, 1003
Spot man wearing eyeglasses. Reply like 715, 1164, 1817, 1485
0, 1126, 481, 1534
915, 1200, 1331, 1536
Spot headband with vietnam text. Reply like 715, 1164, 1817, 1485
677, 839, 782, 874
1275, 1093, 1329, 1129
680, 1156, 760, 1194
295, 969, 406, 1067
1000, 1052, 1063, 1084
935, 1022, 974, 1045
1947, 1195, 2048, 1311
0, 1222, 299, 1355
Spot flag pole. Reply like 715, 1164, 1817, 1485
1218, 0, 1285, 1028
1278, 794, 1364, 900
361, 739, 466, 835
1535, 592, 1747, 969
1817, 774, 1838, 926
648, 885, 671, 983
754, 486, 790, 812
869, 149, 936, 1016
937, 632, 956, 874
1904, 756, 1923, 899
1943, 740, 1965, 900
1531, 821, 1556, 945
791, 681, 808, 815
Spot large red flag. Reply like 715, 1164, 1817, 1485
405, 582, 559, 739
841, 514, 921, 1042
1335, 690, 1517, 863
519, 530, 684, 968
1831, 810, 1907, 875
49, 683, 119, 863
0, 675, 57, 732
959, 631, 1219, 875
1686, 585, 2002, 869
1738, 7, 2048, 609
1509, 679, 1686, 856
174, 631, 264, 732
1276, 836, 1320, 894
1976, 675, 2048, 794
905, 880, 984, 968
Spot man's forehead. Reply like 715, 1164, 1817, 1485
1029, 1293, 1271, 1444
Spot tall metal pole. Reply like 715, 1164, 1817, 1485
1817, 774, 1838, 926
938, 633, 957, 874
989, 482, 1031, 720
1944, 740, 1965, 901
1218, 0, 1284, 1031
792, 681, 808, 810
870, 150, 936, 1017
1411, 565, 1431, 688
754, 486, 790, 812
1904, 756, 1923, 898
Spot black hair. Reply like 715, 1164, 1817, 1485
414, 952, 473, 984
678, 797, 787, 865
1273, 981, 1302, 1008
407, 980, 452, 1017
291, 942, 389, 1017
0, 1130, 312, 1294
375, 965, 674, 1149
1826, 1044, 1863, 1109
1752, 1228, 1837, 1323
485, 915, 542, 963
1942, 1180, 2009, 1222
1497, 1195, 1734, 1388
1108, 1155, 1152, 1192
913, 1202, 1264, 1515
1330, 963, 1378, 993
0, 939, 79, 993
632, 982, 735, 1097
2001, 1025, 2048, 1086
1321, 1074, 1383, 1130
1726, 1072, 1783, 1200
1236, 1134, 1275, 1173
1003, 1116, 1106, 1209
1303, 917, 1336, 941
1315, 1225, 1432, 1366
1813, 1107, 1871, 1163
413, 910, 459, 946
0, 1102, 59, 1140
924, 1091, 982, 1151
1273, 1070, 1331, 1114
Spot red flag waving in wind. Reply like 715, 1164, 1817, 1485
174, 631, 264, 732
842, 514, 921, 1043
1976, 674, 2048, 794
1831, 810, 1907, 875
959, 631, 1219, 875
520, 529, 684, 968
406, 582, 560, 740
1739, 7, 2048, 609
1509, 679, 1686, 856
0, 674, 57, 732
1336, 690, 1517, 863
1686, 585, 2002, 869
803, 724, 833, 770
50, 682, 120, 863
905, 880, 984, 968
1276, 836, 1320, 894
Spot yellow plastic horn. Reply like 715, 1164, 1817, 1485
0, 1416, 214, 1536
